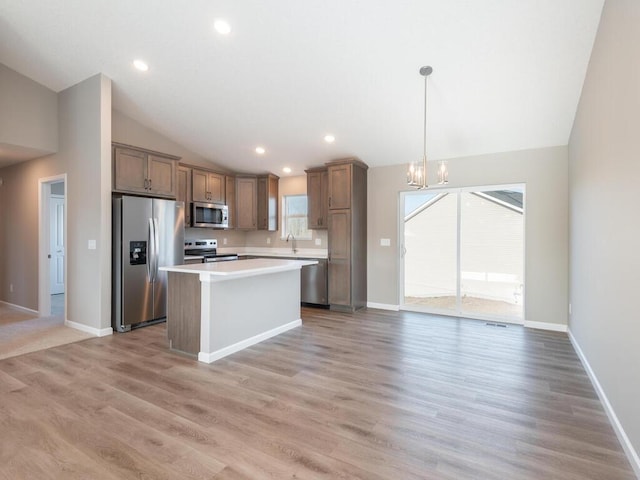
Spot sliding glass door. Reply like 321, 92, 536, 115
403, 192, 458, 313
400, 185, 524, 322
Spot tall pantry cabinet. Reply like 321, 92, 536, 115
327, 158, 368, 312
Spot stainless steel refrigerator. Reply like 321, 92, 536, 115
112, 195, 184, 332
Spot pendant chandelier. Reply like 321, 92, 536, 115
407, 66, 448, 189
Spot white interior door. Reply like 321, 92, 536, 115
50, 195, 65, 295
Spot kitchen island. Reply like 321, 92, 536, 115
160, 258, 316, 363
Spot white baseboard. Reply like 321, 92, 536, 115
568, 329, 640, 478
366, 302, 400, 311
0, 300, 39, 315
65, 319, 113, 337
524, 320, 567, 332
198, 319, 302, 364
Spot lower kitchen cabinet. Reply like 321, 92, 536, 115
328, 209, 352, 307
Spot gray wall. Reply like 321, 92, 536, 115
368, 146, 569, 327
568, 0, 640, 464
0, 156, 63, 308
0, 73, 112, 331
112, 109, 229, 171
0, 63, 58, 166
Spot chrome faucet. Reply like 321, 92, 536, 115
286, 233, 298, 254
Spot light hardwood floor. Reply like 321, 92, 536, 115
0, 308, 635, 479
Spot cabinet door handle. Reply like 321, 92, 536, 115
329, 197, 331, 207
144, 178, 149, 189
148, 179, 152, 190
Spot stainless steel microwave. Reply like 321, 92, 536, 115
191, 202, 229, 229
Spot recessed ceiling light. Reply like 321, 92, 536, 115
282, 167, 292, 174
255, 146, 266, 155
214, 19, 232, 35
324, 134, 335, 143
133, 59, 149, 72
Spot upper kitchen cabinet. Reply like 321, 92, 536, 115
327, 158, 368, 312
236, 175, 257, 230
177, 165, 192, 226
328, 161, 352, 210
192, 169, 225, 204
112, 143, 179, 198
306, 167, 328, 229
257, 174, 279, 231
225, 175, 236, 229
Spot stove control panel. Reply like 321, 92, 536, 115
185, 239, 217, 250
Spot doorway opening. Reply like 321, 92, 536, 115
400, 184, 525, 323
38, 174, 67, 319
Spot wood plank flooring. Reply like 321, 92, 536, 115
0, 307, 635, 479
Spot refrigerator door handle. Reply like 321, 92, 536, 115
153, 217, 160, 282
147, 217, 155, 283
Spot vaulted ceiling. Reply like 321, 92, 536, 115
0, 0, 604, 174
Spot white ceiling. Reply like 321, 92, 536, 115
0, 0, 604, 175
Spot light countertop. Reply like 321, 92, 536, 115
162, 257, 317, 280
218, 247, 328, 259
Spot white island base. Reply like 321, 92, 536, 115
160, 259, 316, 363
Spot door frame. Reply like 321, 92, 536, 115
38, 174, 68, 318
398, 183, 526, 324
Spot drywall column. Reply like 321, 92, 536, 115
61, 74, 112, 333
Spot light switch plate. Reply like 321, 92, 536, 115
380, 238, 391, 247
315, 238, 322, 246
267, 237, 271, 244
88, 239, 97, 250
223, 238, 227, 245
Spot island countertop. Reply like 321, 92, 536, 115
160, 258, 317, 280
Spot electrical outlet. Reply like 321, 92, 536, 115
88, 239, 97, 250
380, 238, 391, 247
9, 283, 13, 293
267, 237, 271, 244
315, 238, 321, 246
223, 238, 227, 245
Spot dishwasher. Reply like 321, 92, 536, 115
300, 258, 328, 306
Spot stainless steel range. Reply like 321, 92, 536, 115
184, 239, 238, 263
